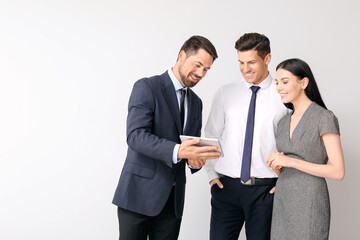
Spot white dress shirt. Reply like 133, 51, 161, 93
204, 74, 290, 181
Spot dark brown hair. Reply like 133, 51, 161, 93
179, 35, 218, 62
235, 33, 270, 59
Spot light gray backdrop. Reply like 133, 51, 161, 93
1, 0, 359, 239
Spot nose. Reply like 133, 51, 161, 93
242, 64, 250, 73
276, 83, 282, 92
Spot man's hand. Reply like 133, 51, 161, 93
188, 159, 205, 168
209, 178, 223, 189
178, 138, 221, 167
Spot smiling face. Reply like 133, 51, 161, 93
237, 49, 271, 85
175, 48, 213, 88
276, 68, 308, 104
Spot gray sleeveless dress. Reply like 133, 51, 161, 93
270, 102, 340, 240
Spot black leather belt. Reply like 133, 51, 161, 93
221, 175, 277, 186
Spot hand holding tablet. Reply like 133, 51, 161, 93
180, 135, 224, 157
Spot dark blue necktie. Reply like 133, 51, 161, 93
180, 89, 186, 133
241, 86, 260, 183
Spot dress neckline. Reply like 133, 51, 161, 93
288, 102, 314, 141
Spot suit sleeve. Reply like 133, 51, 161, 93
126, 79, 176, 168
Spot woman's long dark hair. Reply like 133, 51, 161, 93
276, 58, 327, 110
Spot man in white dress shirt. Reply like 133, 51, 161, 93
204, 33, 289, 240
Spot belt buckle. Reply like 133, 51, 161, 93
241, 178, 254, 186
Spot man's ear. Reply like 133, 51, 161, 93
264, 53, 271, 65
177, 50, 186, 63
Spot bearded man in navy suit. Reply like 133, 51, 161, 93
113, 35, 220, 240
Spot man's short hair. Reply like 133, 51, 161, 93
235, 33, 270, 59
179, 35, 218, 62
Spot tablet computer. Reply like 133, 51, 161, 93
179, 135, 224, 157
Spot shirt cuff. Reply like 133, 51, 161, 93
206, 170, 220, 182
172, 144, 181, 164
187, 162, 200, 169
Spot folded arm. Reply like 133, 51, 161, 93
267, 133, 345, 181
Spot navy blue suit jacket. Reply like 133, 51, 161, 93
112, 71, 202, 218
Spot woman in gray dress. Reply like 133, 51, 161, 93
266, 58, 345, 240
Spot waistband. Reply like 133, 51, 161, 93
221, 175, 277, 186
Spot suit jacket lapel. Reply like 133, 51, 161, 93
183, 89, 194, 134
161, 73, 182, 134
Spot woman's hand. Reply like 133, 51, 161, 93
267, 152, 291, 170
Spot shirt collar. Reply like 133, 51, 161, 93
168, 69, 187, 91
244, 72, 273, 90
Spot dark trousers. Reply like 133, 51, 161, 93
117, 188, 181, 240
210, 176, 275, 240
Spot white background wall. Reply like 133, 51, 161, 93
1, 0, 359, 239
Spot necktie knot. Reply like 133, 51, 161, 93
180, 89, 186, 97
251, 85, 260, 93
